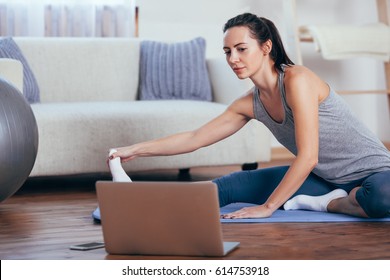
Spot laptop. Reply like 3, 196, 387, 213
95, 181, 239, 257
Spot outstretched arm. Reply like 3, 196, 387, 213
110, 94, 253, 163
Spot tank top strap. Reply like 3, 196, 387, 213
278, 66, 286, 94
252, 87, 261, 120
277, 64, 292, 114
280, 63, 288, 71
278, 63, 288, 86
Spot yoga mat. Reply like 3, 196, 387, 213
220, 203, 390, 223
93, 203, 390, 223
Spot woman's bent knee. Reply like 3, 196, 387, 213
356, 171, 390, 218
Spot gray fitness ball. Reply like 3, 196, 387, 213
0, 77, 38, 202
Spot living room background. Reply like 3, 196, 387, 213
0, 0, 389, 147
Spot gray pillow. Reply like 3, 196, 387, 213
0, 37, 40, 103
140, 37, 212, 101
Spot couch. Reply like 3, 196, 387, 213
0, 37, 270, 178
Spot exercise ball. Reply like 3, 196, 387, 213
0, 77, 38, 202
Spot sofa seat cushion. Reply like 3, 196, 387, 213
30, 100, 270, 176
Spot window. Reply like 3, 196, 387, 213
0, 0, 137, 37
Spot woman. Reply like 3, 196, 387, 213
110, 13, 390, 219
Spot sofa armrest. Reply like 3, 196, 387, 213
0, 58, 23, 93
207, 57, 254, 105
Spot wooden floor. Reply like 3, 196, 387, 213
1, 160, 390, 260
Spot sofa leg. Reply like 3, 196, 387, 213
178, 168, 191, 181
241, 162, 258, 171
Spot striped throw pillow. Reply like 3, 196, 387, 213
139, 37, 212, 101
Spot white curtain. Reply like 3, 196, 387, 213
0, 0, 136, 37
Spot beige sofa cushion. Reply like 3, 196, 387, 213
15, 38, 141, 103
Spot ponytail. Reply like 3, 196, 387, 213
223, 13, 294, 72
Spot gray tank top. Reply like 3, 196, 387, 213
253, 65, 390, 184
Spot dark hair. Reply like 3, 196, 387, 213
223, 13, 294, 72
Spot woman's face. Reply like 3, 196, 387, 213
223, 26, 266, 80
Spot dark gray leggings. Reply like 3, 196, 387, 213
213, 166, 390, 218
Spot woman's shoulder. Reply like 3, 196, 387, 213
282, 65, 329, 102
283, 65, 314, 81
283, 65, 325, 88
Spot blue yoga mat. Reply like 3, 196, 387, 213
220, 203, 390, 223
93, 203, 390, 223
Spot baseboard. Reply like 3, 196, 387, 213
271, 146, 295, 161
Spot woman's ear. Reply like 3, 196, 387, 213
262, 39, 272, 55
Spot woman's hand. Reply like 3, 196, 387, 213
108, 146, 139, 163
220, 204, 274, 219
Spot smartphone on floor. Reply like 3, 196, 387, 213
70, 242, 105, 251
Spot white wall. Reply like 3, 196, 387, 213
138, 0, 253, 58
138, 0, 390, 145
